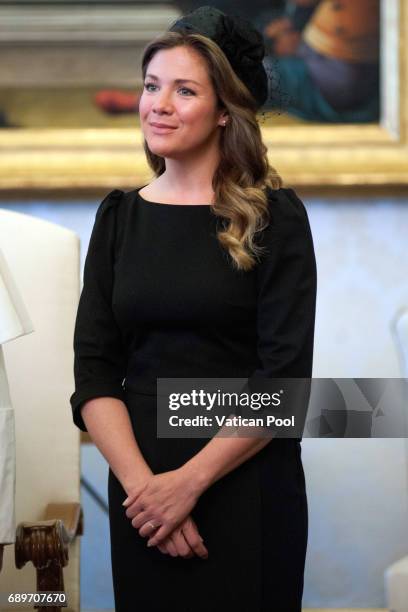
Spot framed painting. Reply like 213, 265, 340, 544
0, 0, 406, 193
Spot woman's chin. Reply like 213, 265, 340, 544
147, 143, 185, 158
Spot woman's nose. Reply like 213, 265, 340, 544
152, 89, 173, 113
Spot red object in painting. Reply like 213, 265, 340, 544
93, 90, 141, 115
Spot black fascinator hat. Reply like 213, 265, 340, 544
169, 5, 267, 109
168, 5, 290, 117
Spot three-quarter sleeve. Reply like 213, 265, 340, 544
245, 187, 317, 436
254, 187, 317, 378
69, 189, 127, 432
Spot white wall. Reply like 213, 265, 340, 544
305, 193, 408, 606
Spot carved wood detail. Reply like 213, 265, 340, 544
14, 502, 83, 612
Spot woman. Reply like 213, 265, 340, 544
70, 6, 317, 611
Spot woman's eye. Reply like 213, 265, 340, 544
179, 87, 194, 96
143, 83, 194, 96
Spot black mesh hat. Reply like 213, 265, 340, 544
168, 5, 291, 118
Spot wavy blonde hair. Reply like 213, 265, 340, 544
141, 31, 283, 271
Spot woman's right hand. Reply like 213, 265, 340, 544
155, 514, 208, 559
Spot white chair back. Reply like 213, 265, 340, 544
0, 208, 80, 611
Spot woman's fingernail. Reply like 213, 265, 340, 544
122, 497, 129, 506
147, 540, 154, 547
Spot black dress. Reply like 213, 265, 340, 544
69, 185, 317, 612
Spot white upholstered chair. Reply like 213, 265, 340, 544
0, 208, 82, 612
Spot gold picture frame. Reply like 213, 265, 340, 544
0, 0, 406, 194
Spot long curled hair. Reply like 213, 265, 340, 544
141, 31, 283, 271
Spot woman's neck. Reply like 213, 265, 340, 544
153, 167, 217, 203
159, 143, 220, 199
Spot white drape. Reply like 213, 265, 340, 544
0, 248, 34, 545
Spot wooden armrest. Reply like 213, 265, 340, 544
15, 502, 83, 612
43, 503, 83, 539
80, 431, 92, 444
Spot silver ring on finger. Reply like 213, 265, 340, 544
147, 520, 159, 532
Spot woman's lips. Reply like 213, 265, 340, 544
149, 122, 178, 134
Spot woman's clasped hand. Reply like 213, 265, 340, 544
122, 469, 209, 559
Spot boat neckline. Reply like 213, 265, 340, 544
136, 187, 213, 208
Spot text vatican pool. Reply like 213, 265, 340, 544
168, 415, 295, 427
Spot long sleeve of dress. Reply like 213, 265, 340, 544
244, 187, 317, 433
69, 189, 127, 432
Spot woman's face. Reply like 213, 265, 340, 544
139, 45, 226, 159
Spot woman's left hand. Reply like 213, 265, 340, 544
123, 468, 203, 547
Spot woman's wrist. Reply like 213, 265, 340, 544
178, 461, 213, 496
123, 468, 153, 496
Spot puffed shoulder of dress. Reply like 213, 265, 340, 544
263, 186, 311, 233
87, 188, 125, 249
95, 188, 124, 219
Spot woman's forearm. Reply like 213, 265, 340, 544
180, 422, 275, 492
81, 397, 152, 495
